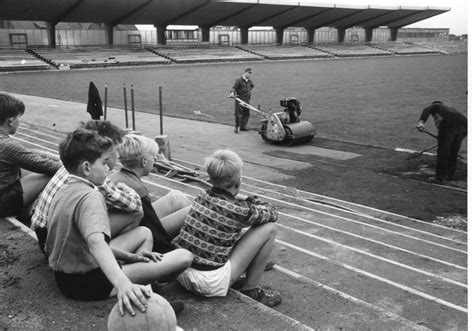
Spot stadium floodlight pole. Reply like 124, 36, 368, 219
123, 84, 129, 128
159, 86, 163, 135
131, 84, 136, 131
104, 83, 108, 120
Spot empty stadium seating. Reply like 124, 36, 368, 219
0, 42, 454, 72
29, 46, 171, 69
147, 46, 263, 63
237, 45, 333, 60
0, 48, 50, 72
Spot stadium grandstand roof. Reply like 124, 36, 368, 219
0, 0, 449, 30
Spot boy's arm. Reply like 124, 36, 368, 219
237, 194, 278, 225
110, 245, 162, 263
87, 232, 150, 316
98, 178, 142, 212
2, 139, 61, 175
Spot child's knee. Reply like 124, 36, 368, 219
137, 226, 153, 241
260, 222, 277, 239
175, 248, 194, 267
168, 190, 191, 207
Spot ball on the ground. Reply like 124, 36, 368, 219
108, 293, 177, 331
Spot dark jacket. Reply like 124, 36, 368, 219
87, 81, 103, 120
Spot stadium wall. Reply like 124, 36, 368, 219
0, 26, 449, 48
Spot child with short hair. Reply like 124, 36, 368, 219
32, 119, 144, 255
45, 128, 193, 315
109, 134, 192, 253
0, 92, 61, 218
173, 149, 282, 307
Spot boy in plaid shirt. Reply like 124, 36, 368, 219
32, 120, 143, 254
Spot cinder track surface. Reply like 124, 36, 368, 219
0, 95, 466, 330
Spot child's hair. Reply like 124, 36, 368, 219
0, 93, 25, 124
59, 128, 113, 172
117, 134, 159, 168
205, 149, 243, 189
78, 120, 125, 145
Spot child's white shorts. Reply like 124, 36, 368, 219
177, 261, 231, 297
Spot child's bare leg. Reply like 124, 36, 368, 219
229, 223, 277, 290
109, 210, 143, 238
110, 226, 153, 254
20, 173, 51, 207
122, 248, 194, 284
152, 190, 191, 218
159, 205, 191, 238
152, 190, 192, 238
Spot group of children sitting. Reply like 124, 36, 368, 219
0, 92, 282, 321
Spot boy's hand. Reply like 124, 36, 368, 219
133, 251, 163, 263
116, 282, 151, 316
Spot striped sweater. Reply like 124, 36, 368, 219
173, 186, 278, 270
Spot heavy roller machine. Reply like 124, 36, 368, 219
233, 96, 316, 146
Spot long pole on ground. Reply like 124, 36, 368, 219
131, 84, 136, 131
104, 83, 108, 120
123, 84, 129, 128
159, 86, 163, 135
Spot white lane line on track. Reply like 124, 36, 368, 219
146, 178, 467, 281
244, 175, 467, 235
243, 182, 466, 249
277, 221, 466, 286
19, 127, 64, 141
12, 135, 58, 153
274, 265, 430, 331
278, 240, 467, 314
247, 188, 467, 254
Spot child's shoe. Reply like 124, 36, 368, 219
240, 287, 282, 307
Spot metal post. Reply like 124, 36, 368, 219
104, 83, 108, 120
159, 86, 163, 135
123, 84, 129, 128
130, 84, 135, 131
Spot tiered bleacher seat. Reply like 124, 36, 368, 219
310, 44, 392, 57
418, 41, 466, 54
370, 42, 443, 55
237, 45, 333, 60
148, 46, 263, 63
30, 47, 171, 69
0, 48, 50, 72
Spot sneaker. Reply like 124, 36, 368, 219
169, 300, 185, 315
234, 128, 239, 133
241, 287, 282, 307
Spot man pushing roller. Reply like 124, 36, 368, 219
229, 68, 254, 133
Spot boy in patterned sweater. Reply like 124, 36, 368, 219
173, 149, 281, 307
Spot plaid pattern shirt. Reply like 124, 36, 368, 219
0, 131, 61, 192
31, 165, 142, 229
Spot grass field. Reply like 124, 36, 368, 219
0, 54, 467, 151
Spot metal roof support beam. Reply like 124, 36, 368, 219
161, 2, 210, 27
207, 4, 258, 28
51, 0, 86, 25
376, 10, 424, 28
110, 0, 152, 26
242, 6, 297, 29
277, 8, 333, 29
311, 9, 366, 30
